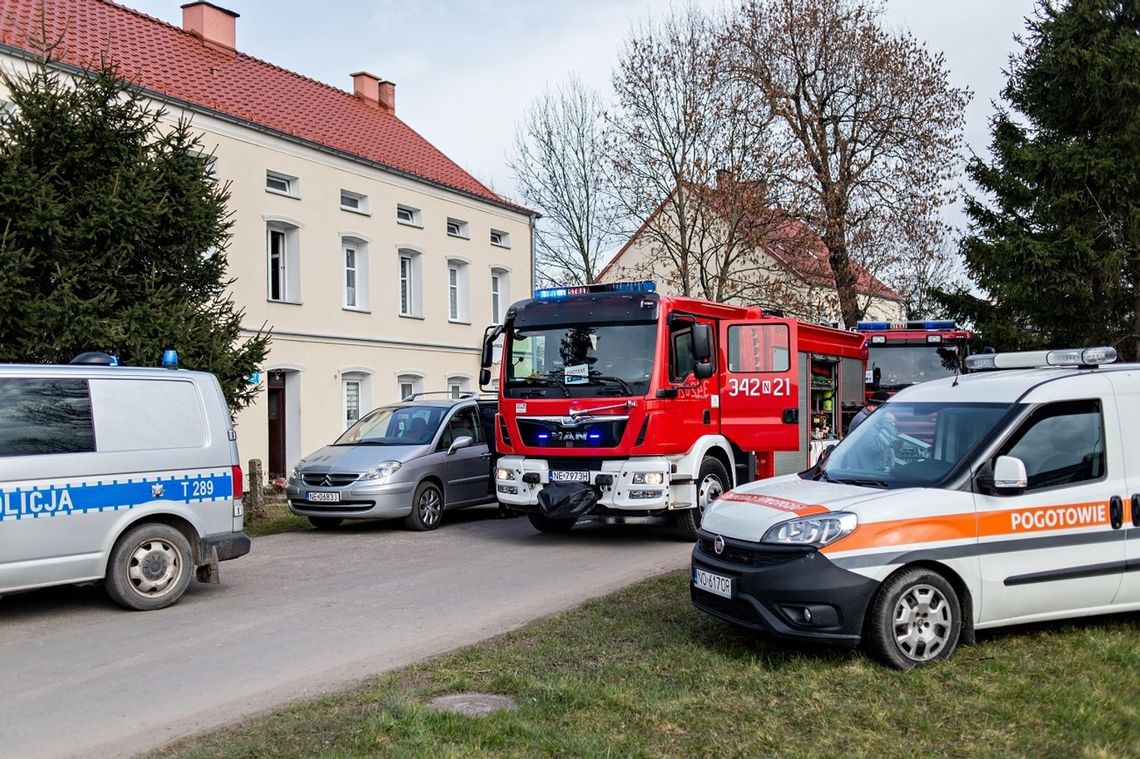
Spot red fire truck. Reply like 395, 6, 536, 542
857, 320, 972, 399
479, 281, 866, 538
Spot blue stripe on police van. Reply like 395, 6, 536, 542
0, 471, 233, 521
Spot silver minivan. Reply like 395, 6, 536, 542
286, 394, 498, 531
0, 354, 250, 610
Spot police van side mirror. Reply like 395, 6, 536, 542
992, 455, 1028, 495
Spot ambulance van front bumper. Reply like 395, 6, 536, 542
690, 529, 879, 647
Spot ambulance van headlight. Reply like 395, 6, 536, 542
763, 512, 858, 546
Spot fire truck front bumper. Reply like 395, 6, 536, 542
494, 455, 682, 513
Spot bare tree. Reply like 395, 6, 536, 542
731, 0, 970, 327
508, 76, 621, 286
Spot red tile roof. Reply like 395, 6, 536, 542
0, 0, 530, 214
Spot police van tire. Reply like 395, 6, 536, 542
676, 457, 729, 540
105, 523, 194, 611
527, 512, 576, 533
308, 516, 343, 530
866, 567, 962, 670
405, 481, 444, 531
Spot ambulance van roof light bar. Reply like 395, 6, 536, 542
964, 346, 1117, 372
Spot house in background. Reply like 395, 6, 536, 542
597, 179, 903, 324
0, 0, 536, 479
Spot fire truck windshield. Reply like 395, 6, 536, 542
869, 345, 962, 389
504, 322, 657, 398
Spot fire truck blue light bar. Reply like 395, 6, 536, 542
857, 320, 957, 331
534, 280, 657, 302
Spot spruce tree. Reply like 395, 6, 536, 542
940, 0, 1140, 356
0, 60, 270, 409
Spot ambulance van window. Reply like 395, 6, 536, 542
0, 378, 96, 457
998, 399, 1105, 491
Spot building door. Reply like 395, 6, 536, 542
267, 371, 287, 478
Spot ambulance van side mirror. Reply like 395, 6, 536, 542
691, 324, 713, 379
992, 455, 1028, 495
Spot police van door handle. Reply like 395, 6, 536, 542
1110, 495, 1124, 530
1131, 494, 1140, 527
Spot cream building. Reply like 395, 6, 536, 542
0, 0, 535, 478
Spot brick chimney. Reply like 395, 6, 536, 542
352, 72, 396, 114
181, 2, 238, 51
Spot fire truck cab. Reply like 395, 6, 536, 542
480, 281, 866, 538
858, 320, 972, 399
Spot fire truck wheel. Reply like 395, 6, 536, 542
676, 457, 728, 540
527, 512, 577, 533
866, 567, 962, 670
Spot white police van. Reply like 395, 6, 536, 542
692, 346, 1140, 668
0, 352, 250, 610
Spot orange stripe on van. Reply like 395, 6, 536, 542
718, 491, 829, 516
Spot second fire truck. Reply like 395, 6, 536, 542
856, 319, 972, 399
480, 281, 866, 538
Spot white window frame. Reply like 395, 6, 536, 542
447, 259, 470, 323
398, 249, 423, 317
342, 236, 370, 311
341, 371, 371, 431
396, 373, 424, 401
266, 221, 301, 303
397, 204, 422, 227
447, 375, 471, 399
490, 229, 510, 248
340, 189, 369, 215
490, 267, 510, 324
446, 217, 469, 239
266, 170, 299, 198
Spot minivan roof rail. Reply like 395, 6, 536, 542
404, 390, 481, 400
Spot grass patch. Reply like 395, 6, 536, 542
159, 571, 1140, 757
244, 500, 309, 538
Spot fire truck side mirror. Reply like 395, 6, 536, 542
479, 367, 491, 387
691, 323, 712, 360
694, 361, 714, 380
480, 325, 500, 369
872, 366, 881, 388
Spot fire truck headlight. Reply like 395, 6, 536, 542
632, 472, 665, 486
763, 512, 858, 546
496, 467, 516, 481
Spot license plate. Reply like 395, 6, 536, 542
693, 567, 734, 599
549, 470, 589, 482
306, 491, 341, 503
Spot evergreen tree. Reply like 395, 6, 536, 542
0, 59, 270, 409
940, 0, 1140, 356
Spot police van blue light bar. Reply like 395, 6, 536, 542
964, 346, 1117, 372
534, 280, 657, 302
857, 320, 957, 331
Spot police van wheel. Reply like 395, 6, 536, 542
676, 457, 728, 540
527, 512, 576, 533
405, 482, 444, 531
105, 523, 194, 611
867, 567, 961, 669
308, 516, 343, 530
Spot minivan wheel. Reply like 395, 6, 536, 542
105, 523, 194, 611
308, 516, 343, 530
675, 457, 728, 540
405, 481, 444, 531
866, 568, 962, 669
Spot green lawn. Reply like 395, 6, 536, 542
243, 499, 309, 537
160, 571, 1140, 758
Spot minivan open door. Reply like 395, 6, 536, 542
718, 319, 800, 451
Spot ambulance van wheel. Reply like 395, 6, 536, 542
527, 512, 576, 533
676, 457, 728, 540
308, 516, 344, 530
105, 523, 194, 611
866, 567, 962, 669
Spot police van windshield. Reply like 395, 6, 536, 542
818, 401, 1010, 488
869, 345, 962, 389
334, 405, 445, 446
504, 323, 656, 398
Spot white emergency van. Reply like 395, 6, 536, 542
691, 346, 1140, 668
0, 352, 250, 610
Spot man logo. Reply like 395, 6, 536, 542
713, 534, 725, 555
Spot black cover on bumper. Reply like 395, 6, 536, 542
690, 530, 879, 647
537, 482, 598, 519
202, 531, 251, 562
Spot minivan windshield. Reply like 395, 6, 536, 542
334, 405, 445, 446
818, 401, 1010, 488
504, 322, 656, 398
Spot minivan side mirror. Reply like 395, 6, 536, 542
448, 435, 473, 455
993, 455, 1028, 495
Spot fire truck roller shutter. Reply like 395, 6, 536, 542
773, 353, 810, 477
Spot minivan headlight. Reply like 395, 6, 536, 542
288, 464, 302, 482
763, 512, 857, 546
361, 461, 402, 481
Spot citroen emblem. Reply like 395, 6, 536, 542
321, 474, 333, 487
713, 534, 725, 555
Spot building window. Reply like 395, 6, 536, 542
342, 237, 370, 311
398, 249, 423, 317
341, 372, 371, 431
340, 189, 368, 214
447, 376, 470, 399
266, 170, 298, 197
491, 267, 510, 324
448, 259, 469, 323
446, 218, 469, 239
397, 373, 424, 401
490, 229, 510, 248
397, 204, 421, 227
266, 222, 301, 303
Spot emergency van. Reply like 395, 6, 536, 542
691, 346, 1140, 668
0, 353, 250, 610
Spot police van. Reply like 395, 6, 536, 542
0, 352, 250, 610
691, 346, 1140, 668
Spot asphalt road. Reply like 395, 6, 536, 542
0, 507, 692, 758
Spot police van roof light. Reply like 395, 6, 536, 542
162, 349, 179, 369
534, 280, 656, 302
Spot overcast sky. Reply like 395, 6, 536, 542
126, 0, 1039, 231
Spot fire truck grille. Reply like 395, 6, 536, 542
518, 418, 627, 448
544, 457, 608, 473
